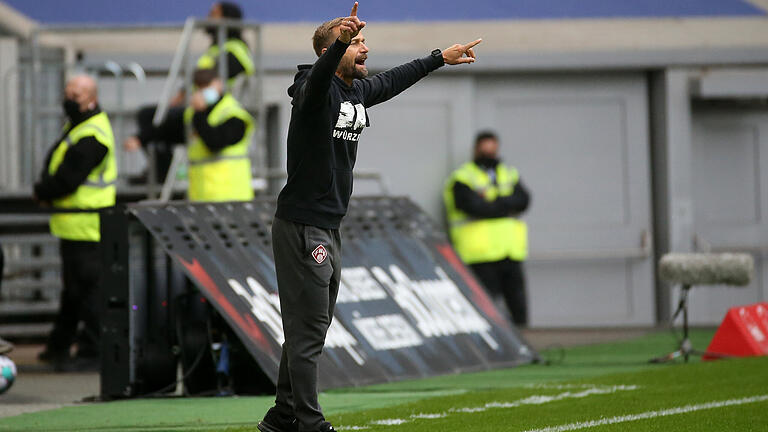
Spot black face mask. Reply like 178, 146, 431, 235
62, 99, 81, 120
474, 156, 500, 168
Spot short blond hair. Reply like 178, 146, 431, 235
312, 17, 345, 57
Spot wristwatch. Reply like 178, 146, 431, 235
431, 49, 443, 63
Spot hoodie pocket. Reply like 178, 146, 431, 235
317, 170, 335, 200
316, 168, 353, 211
333, 168, 353, 204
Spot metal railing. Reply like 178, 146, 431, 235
528, 229, 652, 262
693, 234, 768, 257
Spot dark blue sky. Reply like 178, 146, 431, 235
4, 0, 764, 24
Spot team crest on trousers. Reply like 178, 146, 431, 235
312, 245, 328, 264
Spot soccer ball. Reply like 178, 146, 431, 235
0, 355, 17, 395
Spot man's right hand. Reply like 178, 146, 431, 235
338, 2, 366, 44
442, 39, 483, 65
123, 136, 141, 152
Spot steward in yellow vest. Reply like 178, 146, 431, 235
33, 75, 115, 365
121, 2, 254, 181
199, 1, 255, 86
185, 68, 254, 202
197, 37, 255, 87
444, 161, 528, 263
35, 85, 116, 241
443, 131, 531, 325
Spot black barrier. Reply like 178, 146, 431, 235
100, 197, 536, 398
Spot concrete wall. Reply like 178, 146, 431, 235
651, 69, 768, 325
264, 67, 768, 327
260, 70, 657, 327
687, 104, 768, 323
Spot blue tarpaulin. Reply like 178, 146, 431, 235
4, 0, 765, 25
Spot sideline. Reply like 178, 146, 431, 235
522, 394, 768, 432
337, 384, 640, 430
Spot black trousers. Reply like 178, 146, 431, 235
270, 217, 342, 432
470, 258, 528, 326
46, 239, 102, 357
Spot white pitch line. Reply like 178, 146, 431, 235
451, 385, 639, 413
411, 413, 447, 419
523, 384, 612, 390
337, 385, 639, 430
522, 394, 768, 432
371, 419, 408, 426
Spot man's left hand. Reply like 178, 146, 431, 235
191, 91, 207, 111
442, 39, 482, 65
33, 192, 50, 207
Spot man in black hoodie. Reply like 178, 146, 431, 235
258, 3, 481, 432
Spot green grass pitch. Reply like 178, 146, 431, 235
2, 329, 767, 432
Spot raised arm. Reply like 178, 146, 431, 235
358, 39, 482, 108
295, 3, 366, 108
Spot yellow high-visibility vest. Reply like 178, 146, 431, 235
184, 93, 254, 202
48, 112, 116, 242
443, 161, 528, 264
197, 39, 255, 86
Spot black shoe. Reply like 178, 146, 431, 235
257, 407, 298, 432
318, 422, 336, 432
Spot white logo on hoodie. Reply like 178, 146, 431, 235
335, 101, 367, 136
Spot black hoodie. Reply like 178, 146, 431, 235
276, 38, 444, 229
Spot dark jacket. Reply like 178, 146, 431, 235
276, 38, 444, 229
191, 96, 246, 153
34, 108, 108, 202
452, 159, 531, 218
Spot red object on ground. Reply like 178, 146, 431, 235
704, 302, 768, 360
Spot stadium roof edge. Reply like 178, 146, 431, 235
42, 18, 768, 57
0, 1, 37, 38
746, 0, 768, 13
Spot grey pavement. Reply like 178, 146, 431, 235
0, 345, 98, 419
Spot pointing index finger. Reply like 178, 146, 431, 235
463, 38, 483, 50
351, 2, 358, 17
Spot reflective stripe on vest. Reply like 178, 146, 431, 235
197, 39, 255, 85
184, 93, 254, 202
48, 112, 117, 242
443, 162, 528, 263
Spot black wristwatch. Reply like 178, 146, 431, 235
431, 48, 443, 63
